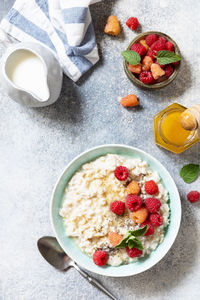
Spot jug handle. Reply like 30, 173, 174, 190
0, 28, 14, 50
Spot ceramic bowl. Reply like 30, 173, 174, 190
123, 31, 181, 89
51, 144, 181, 277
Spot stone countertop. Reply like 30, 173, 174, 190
0, 0, 200, 299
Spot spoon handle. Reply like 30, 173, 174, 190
71, 261, 118, 300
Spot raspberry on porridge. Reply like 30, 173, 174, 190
59, 154, 170, 267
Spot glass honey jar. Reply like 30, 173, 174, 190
153, 103, 199, 154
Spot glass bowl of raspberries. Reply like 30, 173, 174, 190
123, 31, 181, 89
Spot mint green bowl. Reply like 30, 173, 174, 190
51, 144, 181, 277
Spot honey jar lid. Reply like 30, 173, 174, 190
180, 104, 200, 131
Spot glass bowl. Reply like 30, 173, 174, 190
123, 31, 181, 89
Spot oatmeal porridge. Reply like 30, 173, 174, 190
60, 154, 169, 266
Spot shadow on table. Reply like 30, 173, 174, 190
106, 197, 198, 299
139, 58, 192, 105
76, 0, 119, 86
30, 75, 83, 125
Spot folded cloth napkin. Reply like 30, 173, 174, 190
0, 0, 101, 81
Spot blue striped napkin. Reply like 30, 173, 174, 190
0, 0, 101, 81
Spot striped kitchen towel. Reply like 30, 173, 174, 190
0, 0, 101, 81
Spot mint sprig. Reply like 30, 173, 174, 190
180, 164, 200, 183
122, 50, 141, 65
115, 225, 148, 250
156, 50, 181, 65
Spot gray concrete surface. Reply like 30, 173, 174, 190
0, 0, 200, 299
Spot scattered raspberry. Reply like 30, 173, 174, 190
139, 71, 153, 84
151, 63, 165, 80
158, 36, 167, 43
147, 48, 157, 60
110, 201, 125, 215
108, 232, 123, 247
145, 197, 161, 213
140, 39, 149, 51
126, 17, 139, 31
120, 94, 139, 107
114, 166, 129, 181
150, 213, 163, 227
172, 61, 179, 67
93, 250, 108, 266
142, 56, 153, 71
126, 194, 143, 212
126, 246, 143, 258
140, 220, 154, 236
187, 191, 200, 203
165, 65, 174, 77
131, 43, 146, 56
131, 207, 149, 224
145, 34, 158, 46
151, 39, 166, 51
104, 15, 121, 36
127, 180, 140, 195
150, 78, 157, 84
155, 60, 164, 69
128, 64, 142, 74
165, 41, 175, 52
144, 180, 159, 195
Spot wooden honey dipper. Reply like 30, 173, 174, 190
180, 104, 200, 131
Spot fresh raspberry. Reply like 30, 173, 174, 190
155, 60, 164, 69
147, 48, 157, 60
139, 71, 153, 84
150, 213, 163, 227
151, 39, 166, 51
145, 34, 158, 46
110, 201, 125, 215
93, 250, 108, 266
150, 78, 157, 84
126, 17, 139, 31
165, 65, 174, 77
125, 194, 143, 212
131, 43, 146, 56
127, 180, 140, 195
144, 180, 159, 195
165, 41, 175, 52
158, 36, 167, 43
114, 166, 129, 181
140, 220, 154, 236
187, 191, 200, 203
145, 197, 161, 213
126, 246, 143, 258
172, 61, 179, 67
131, 207, 148, 224
108, 232, 123, 247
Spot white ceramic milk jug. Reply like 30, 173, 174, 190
0, 40, 63, 107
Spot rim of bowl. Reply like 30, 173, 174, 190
123, 31, 181, 89
50, 144, 182, 277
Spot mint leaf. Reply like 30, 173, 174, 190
122, 50, 141, 65
128, 225, 148, 237
128, 237, 144, 250
115, 226, 147, 249
128, 239, 135, 249
115, 236, 129, 249
180, 164, 200, 183
156, 50, 181, 65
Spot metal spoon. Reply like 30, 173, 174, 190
37, 236, 118, 300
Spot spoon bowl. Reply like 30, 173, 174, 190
37, 236, 72, 271
37, 236, 118, 300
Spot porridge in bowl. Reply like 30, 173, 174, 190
60, 154, 169, 267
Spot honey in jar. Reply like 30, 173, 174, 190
153, 103, 199, 154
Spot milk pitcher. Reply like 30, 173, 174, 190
0, 32, 63, 107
